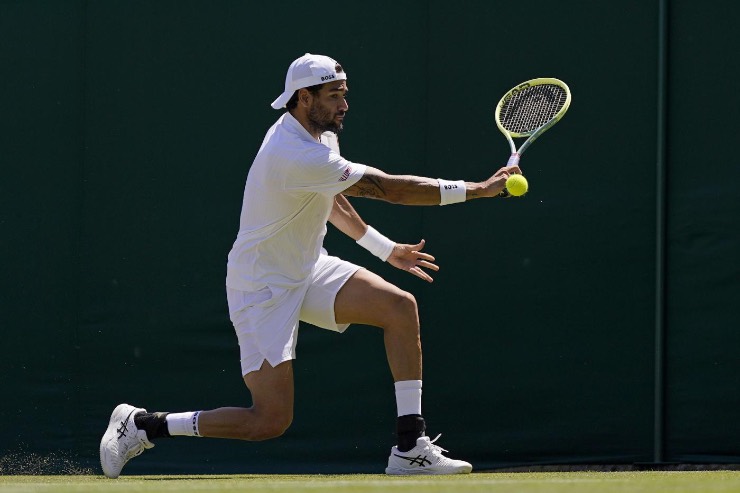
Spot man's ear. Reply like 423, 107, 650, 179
298, 88, 312, 108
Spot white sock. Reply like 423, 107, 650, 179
166, 411, 202, 437
394, 380, 422, 416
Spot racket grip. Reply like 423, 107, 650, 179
498, 153, 519, 197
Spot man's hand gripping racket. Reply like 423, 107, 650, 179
494, 78, 572, 197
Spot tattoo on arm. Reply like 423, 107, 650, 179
346, 174, 387, 199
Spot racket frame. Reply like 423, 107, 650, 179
495, 77, 571, 168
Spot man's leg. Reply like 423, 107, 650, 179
135, 359, 295, 441
334, 268, 421, 382
197, 359, 294, 441
333, 268, 471, 475
334, 268, 424, 450
101, 359, 294, 478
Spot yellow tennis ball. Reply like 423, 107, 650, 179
505, 174, 529, 197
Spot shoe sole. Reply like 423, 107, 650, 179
385, 465, 473, 475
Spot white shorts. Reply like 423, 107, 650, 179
226, 254, 363, 376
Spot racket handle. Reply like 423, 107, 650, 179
498, 153, 520, 197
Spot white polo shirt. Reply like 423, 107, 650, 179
226, 112, 366, 292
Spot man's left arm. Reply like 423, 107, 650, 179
328, 194, 438, 282
328, 193, 367, 241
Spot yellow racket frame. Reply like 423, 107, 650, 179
495, 77, 571, 157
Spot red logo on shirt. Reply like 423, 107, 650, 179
339, 165, 352, 182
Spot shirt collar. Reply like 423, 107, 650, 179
282, 112, 318, 143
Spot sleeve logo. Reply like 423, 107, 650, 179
339, 165, 353, 182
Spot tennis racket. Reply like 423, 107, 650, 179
495, 78, 571, 197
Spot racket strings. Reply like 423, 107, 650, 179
499, 84, 568, 134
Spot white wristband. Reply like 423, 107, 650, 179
438, 179, 466, 205
357, 225, 395, 262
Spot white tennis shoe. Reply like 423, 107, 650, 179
100, 403, 154, 478
385, 434, 472, 475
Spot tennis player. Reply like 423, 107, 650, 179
100, 53, 520, 477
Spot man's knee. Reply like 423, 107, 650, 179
241, 359, 295, 441
246, 412, 293, 441
397, 290, 418, 314
384, 290, 420, 329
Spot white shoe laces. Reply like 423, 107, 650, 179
428, 434, 449, 454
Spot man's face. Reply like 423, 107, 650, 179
307, 80, 349, 134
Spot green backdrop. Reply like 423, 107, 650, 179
1, 0, 737, 474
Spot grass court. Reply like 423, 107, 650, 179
2, 471, 740, 493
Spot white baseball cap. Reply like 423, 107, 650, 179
270, 53, 347, 109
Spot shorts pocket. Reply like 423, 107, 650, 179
227, 286, 275, 317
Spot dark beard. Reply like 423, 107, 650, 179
307, 102, 344, 134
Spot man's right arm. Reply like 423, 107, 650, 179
342, 166, 519, 205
